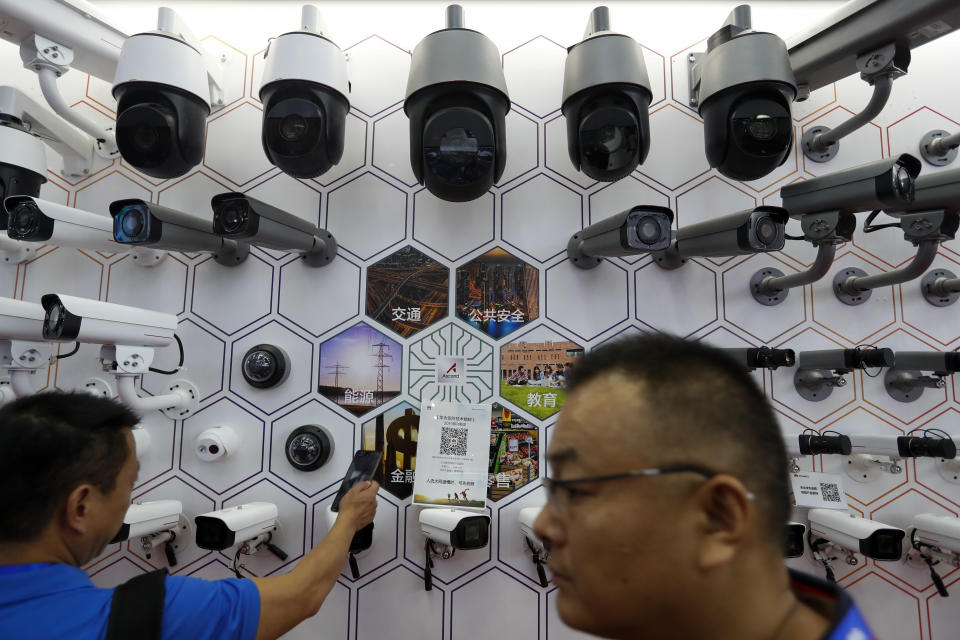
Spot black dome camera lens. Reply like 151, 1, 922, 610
579, 105, 640, 181
117, 103, 174, 168
241, 344, 290, 389
284, 425, 333, 471
279, 114, 308, 142
133, 124, 161, 153
265, 97, 323, 156
439, 128, 480, 167
746, 114, 777, 141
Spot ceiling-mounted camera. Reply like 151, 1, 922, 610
285, 424, 334, 471
689, 5, 796, 180
404, 4, 510, 202
567, 205, 673, 268
211, 192, 336, 267
112, 8, 223, 178
241, 343, 290, 389
561, 6, 652, 182
260, 5, 350, 179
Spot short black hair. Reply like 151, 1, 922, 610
567, 334, 790, 542
0, 392, 139, 542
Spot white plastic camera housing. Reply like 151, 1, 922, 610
195, 426, 240, 462
3, 196, 119, 253
910, 513, 960, 555
40, 293, 177, 348
112, 499, 186, 542
808, 508, 905, 561
194, 502, 280, 550
419, 507, 490, 550
0, 297, 46, 341
132, 425, 151, 460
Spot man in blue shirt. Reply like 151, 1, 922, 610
534, 334, 874, 640
0, 392, 379, 640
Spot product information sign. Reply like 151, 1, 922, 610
789, 472, 849, 510
413, 401, 491, 510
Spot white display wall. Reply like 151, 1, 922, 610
2, 1, 960, 637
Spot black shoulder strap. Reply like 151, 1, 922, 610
105, 568, 168, 640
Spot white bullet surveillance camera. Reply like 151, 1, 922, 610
910, 513, 960, 555
195, 426, 240, 462
0, 297, 46, 341
808, 508, 905, 561
260, 5, 350, 179
567, 205, 674, 268
40, 293, 177, 348
420, 507, 490, 550
111, 499, 190, 565
3, 195, 119, 253
194, 502, 281, 551
109, 198, 249, 267
849, 432, 957, 461
783, 432, 851, 458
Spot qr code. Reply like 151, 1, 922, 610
440, 426, 468, 456
819, 482, 841, 503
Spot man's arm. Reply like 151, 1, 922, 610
250, 481, 378, 640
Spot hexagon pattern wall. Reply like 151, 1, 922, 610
3, 1, 960, 638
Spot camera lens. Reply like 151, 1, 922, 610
755, 216, 778, 245
746, 115, 777, 141
636, 218, 662, 245
9, 202, 38, 237
207, 444, 220, 455
243, 350, 276, 383
241, 344, 289, 389
218, 201, 248, 235
891, 165, 915, 201
284, 425, 332, 471
279, 114, 308, 142
116, 204, 148, 240
579, 105, 640, 180
288, 434, 319, 465
116, 103, 174, 168
264, 98, 323, 156
44, 302, 64, 337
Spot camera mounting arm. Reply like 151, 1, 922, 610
0, 85, 104, 179
19, 35, 119, 158
920, 268, 960, 306
751, 211, 855, 306
801, 43, 906, 163
155, 7, 224, 110
0, 338, 54, 399
920, 130, 960, 167
833, 209, 957, 306
884, 351, 959, 403
100, 344, 199, 420
793, 347, 894, 402
0, 234, 38, 266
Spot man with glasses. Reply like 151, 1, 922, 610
534, 334, 873, 640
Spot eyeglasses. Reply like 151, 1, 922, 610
542, 464, 721, 514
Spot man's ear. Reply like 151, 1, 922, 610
62, 484, 95, 535
694, 475, 753, 571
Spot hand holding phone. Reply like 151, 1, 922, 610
332, 450, 384, 512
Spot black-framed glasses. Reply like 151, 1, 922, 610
542, 464, 722, 514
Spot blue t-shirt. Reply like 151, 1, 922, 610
789, 569, 874, 640
0, 563, 260, 640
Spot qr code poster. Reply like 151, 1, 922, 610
413, 401, 491, 510
789, 472, 849, 510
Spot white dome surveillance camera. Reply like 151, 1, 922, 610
259, 5, 350, 179
195, 426, 240, 462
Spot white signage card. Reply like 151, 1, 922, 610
790, 472, 849, 510
413, 401, 491, 510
